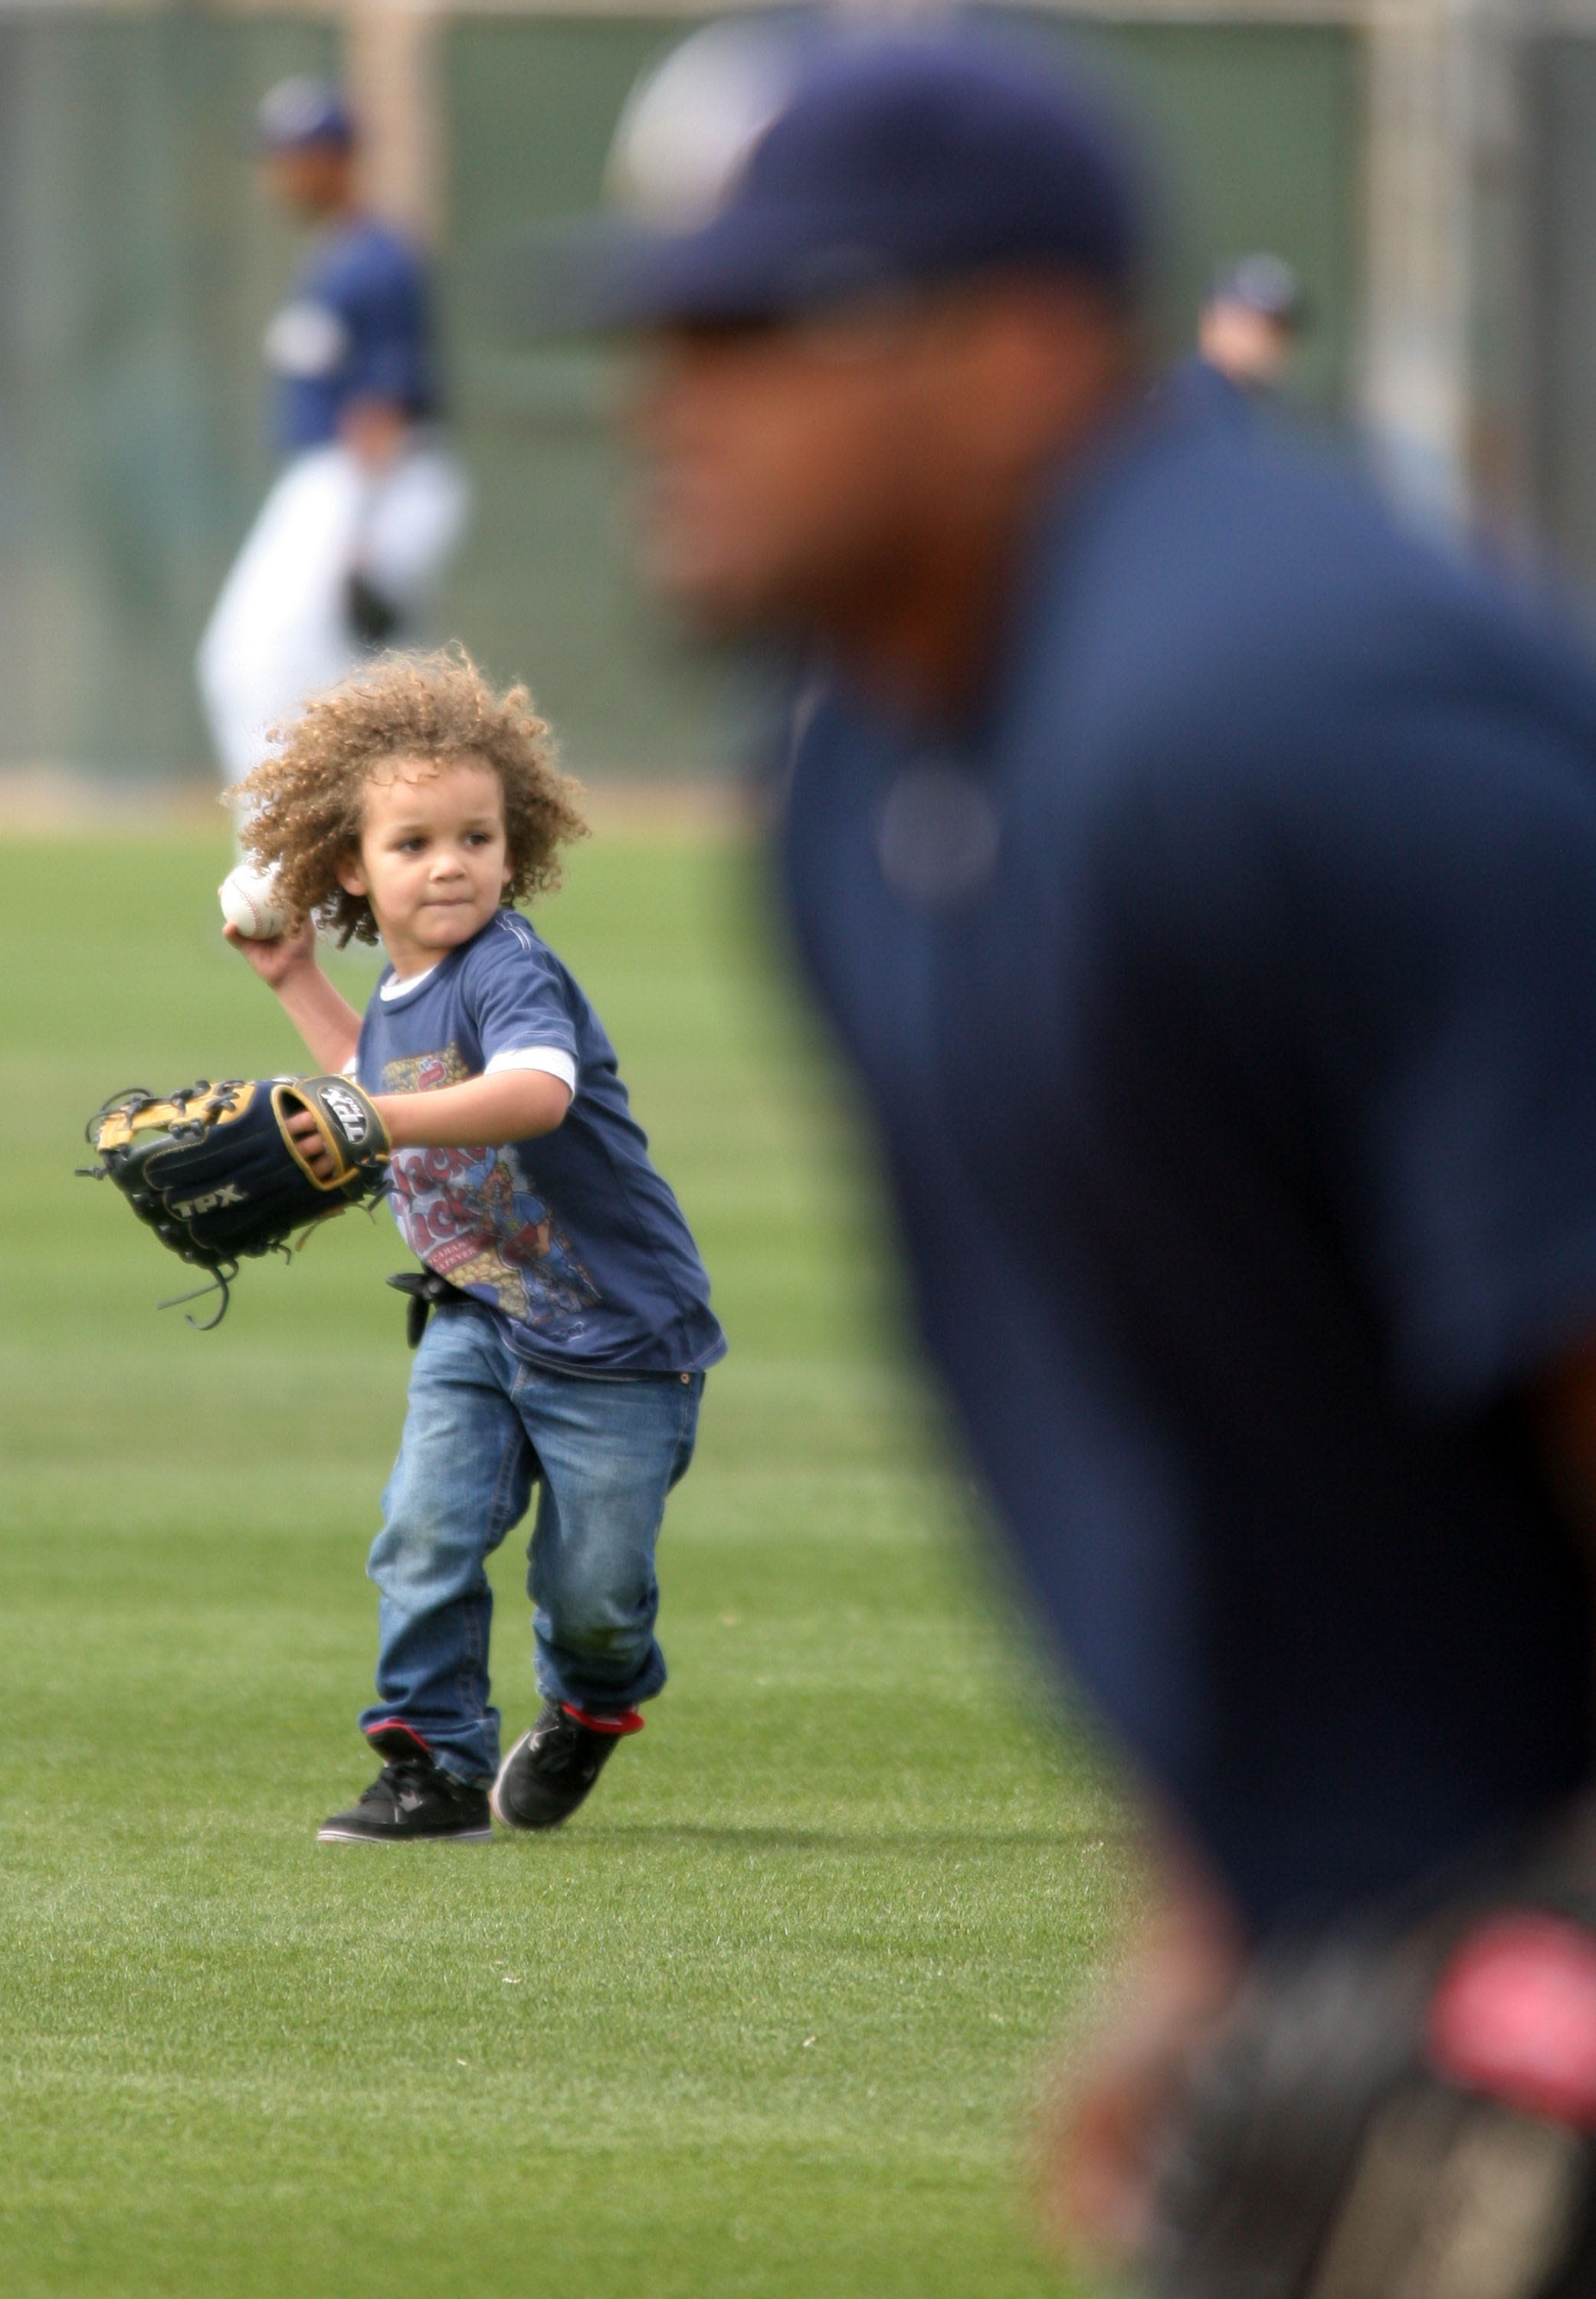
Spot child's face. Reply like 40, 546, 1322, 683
339, 756, 512, 972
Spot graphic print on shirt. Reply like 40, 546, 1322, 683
382, 1042, 600, 1332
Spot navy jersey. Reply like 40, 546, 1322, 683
1163, 352, 1260, 431
779, 398, 1596, 1936
355, 911, 725, 1377
266, 216, 437, 454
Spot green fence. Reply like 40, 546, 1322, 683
0, 5, 1360, 782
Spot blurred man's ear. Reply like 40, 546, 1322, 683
935, 277, 1140, 480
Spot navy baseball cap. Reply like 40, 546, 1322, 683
553, 28, 1149, 330
256, 75, 354, 154
1208, 253, 1305, 327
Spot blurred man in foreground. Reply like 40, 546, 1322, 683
198, 76, 468, 789
578, 26, 1596, 2294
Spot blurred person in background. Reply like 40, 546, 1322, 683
569, 21, 1596, 2296
1189, 251, 1304, 410
198, 75, 469, 790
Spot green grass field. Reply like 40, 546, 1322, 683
0, 822, 1134, 2299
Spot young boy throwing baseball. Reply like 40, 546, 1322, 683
228, 650, 725, 1842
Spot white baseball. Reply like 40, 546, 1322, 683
219, 863, 288, 941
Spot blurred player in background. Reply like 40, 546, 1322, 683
1194, 253, 1303, 398
197, 75, 469, 790
565, 21, 1596, 2295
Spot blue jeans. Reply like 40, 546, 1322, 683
359, 1302, 703, 1783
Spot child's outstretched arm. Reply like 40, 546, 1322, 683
376, 1071, 572, 1151
226, 923, 570, 1176
224, 920, 363, 1075
287, 1069, 569, 1181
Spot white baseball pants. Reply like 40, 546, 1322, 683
196, 437, 470, 786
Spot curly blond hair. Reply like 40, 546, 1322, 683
234, 648, 588, 946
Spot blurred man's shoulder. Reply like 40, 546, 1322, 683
1052, 409, 1596, 755
1001, 413, 1596, 923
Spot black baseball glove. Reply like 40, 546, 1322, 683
1149, 1802, 1596, 2298
344, 570, 401, 648
82, 1074, 390, 1324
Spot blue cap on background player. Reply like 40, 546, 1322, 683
1208, 253, 1305, 329
256, 75, 355, 154
553, 28, 1148, 330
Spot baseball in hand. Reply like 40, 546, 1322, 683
219, 863, 288, 941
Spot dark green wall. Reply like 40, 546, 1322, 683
441, 17, 726, 775
1086, 18, 1358, 413
0, 6, 1360, 779
440, 11, 1362, 776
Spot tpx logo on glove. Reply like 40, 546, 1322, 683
169, 1184, 248, 1220
323, 1084, 372, 1144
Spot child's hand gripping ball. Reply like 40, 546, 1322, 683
218, 863, 287, 940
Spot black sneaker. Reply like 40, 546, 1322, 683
317, 1723, 493, 1845
490, 1699, 643, 1831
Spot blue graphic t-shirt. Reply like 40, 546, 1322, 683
354, 911, 726, 1376
266, 216, 438, 455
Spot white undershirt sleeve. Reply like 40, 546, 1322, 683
483, 1045, 578, 1100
